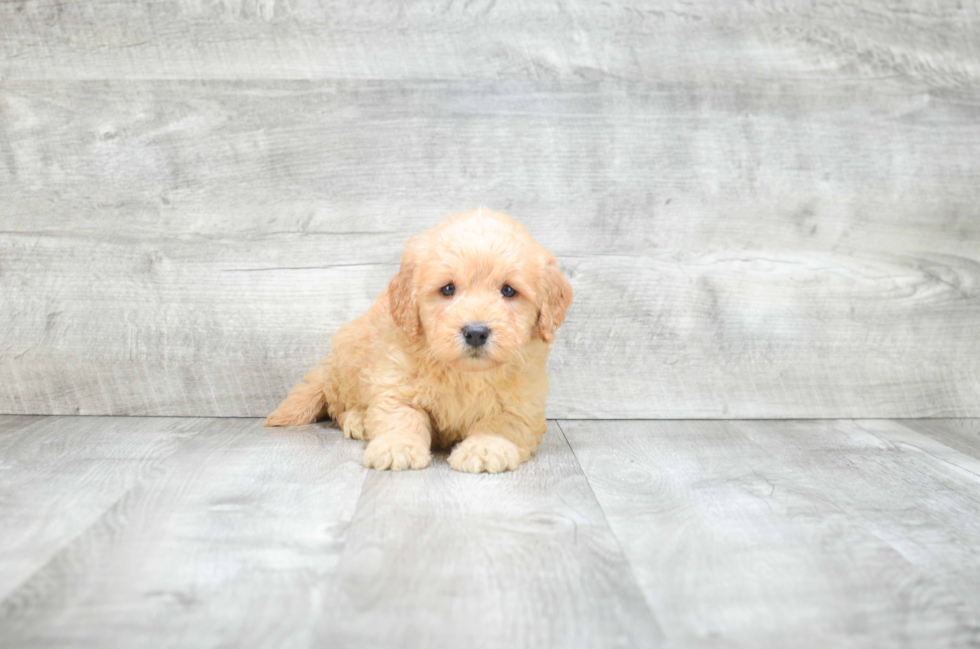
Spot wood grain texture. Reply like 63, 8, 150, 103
561, 419, 980, 648
0, 417, 662, 648
898, 418, 980, 461
2, 2, 980, 418
0, 418, 368, 648
2, 80, 979, 418
0, 416, 205, 601
315, 421, 662, 648
3, 416, 980, 647
2, 1, 978, 84
0, 415, 45, 437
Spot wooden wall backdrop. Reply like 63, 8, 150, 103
1, 1, 979, 418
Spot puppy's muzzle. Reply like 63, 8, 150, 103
462, 324, 491, 348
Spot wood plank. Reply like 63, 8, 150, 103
841, 418, 980, 614
313, 421, 662, 648
0, 418, 368, 648
1, 79, 979, 417
0, 415, 46, 438
561, 419, 980, 648
0, 416, 206, 600
4, 81, 980, 254
897, 419, 980, 461
2, 1, 977, 83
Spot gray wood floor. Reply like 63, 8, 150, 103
1, 417, 979, 647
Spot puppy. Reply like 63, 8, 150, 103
264, 207, 572, 473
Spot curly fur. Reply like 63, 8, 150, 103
264, 207, 573, 473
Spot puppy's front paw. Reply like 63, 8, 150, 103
339, 409, 367, 440
363, 433, 431, 471
449, 435, 521, 474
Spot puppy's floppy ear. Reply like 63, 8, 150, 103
537, 258, 573, 344
388, 240, 423, 342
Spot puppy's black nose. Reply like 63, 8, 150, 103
462, 324, 491, 348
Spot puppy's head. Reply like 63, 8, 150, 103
388, 208, 572, 371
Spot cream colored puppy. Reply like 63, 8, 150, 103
264, 207, 572, 473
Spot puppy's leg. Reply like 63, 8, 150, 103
362, 400, 432, 471
449, 413, 546, 474
336, 408, 367, 440
263, 362, 332, 427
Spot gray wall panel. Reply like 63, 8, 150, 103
1, 3, 978, 417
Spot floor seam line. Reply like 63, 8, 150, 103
554, 419, 667, 643
0, 417, 215, 607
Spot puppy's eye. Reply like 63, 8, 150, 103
501, 284, 517, 298
440, 283, 455, 297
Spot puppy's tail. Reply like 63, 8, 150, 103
263, 361, 332, 427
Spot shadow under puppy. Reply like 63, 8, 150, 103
264, 207, 573, 473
